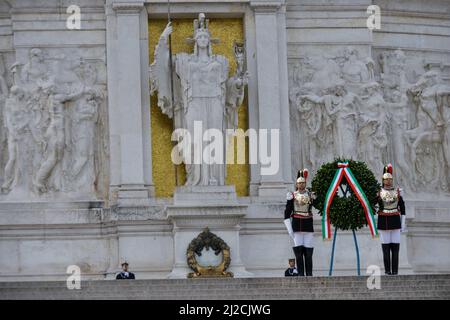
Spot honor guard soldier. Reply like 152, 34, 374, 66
284, 259, 299, 277
116, 261, 135, 279
283, 169, 316, 276
377, 164, 406, 275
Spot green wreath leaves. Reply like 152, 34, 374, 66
311, 158, 380, 231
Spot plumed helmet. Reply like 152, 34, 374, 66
296, 168, 309, 183
382, 163, 393, 180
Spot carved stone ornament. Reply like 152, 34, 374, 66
186, 227, 233, 278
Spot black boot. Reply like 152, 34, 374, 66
304, 247, 314, 276
391, 243, 400, 275
382, 244, 391, 275
293, 246, 305, 276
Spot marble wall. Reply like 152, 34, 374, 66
0, 0, 449, 280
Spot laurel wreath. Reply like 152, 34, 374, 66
311, 159, 380, 231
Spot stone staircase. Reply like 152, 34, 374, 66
1, 275, 449, 300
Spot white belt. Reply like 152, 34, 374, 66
383, 208, 398, 213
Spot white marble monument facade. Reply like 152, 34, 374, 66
0, 0, 449, 281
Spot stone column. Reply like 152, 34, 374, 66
107, 1, 154, 206
251, 1, 289, 199
276, 5, 293, 188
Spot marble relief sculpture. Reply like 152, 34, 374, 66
300, 80, 362, 160
289, 47, 450, 196
0, 53, 9, 188
150, 13, 248, 186
0, 48, 104, 199
357, 81, 389, 177
406, 70, 450, 191
290, 48, 373, 172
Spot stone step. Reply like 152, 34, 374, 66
4, 291, 449, 300
1, 276, 449, 287
4, 285, 449, 295
1, 275, 449, 300
1, 283, 447, 293
5, 291, 449, 300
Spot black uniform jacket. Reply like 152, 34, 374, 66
116, 272, 135, 279
284, 267, 299, 277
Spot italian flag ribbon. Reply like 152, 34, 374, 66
322, 162, 378, 240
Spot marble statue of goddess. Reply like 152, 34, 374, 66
150, 13, 247, 186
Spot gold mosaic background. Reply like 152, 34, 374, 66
148, 18, 249, 197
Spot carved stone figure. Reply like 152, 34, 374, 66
0, 53, 9, 187
358, 82, 389, 176
378, 49, 415, 189
33, 84, 84, 194
1, 86, 29, 193
310, 56, 342, 91
301, 80, 361, 159
225, 42, 248, 131
295, 85, 326, 172
380, 49, 409, 102
20, 48, 49, 87
1, 48, 104, 199
150, 13, 247, 186
341, 47, 374, 88
406, 70, 450, 191
66, 89, 100, 192
0, 53, 7, 97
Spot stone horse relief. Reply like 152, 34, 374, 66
289, 47, 450, 197
0, 49, 105, 200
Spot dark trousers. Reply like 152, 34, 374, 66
382, 243, 400, 275
293, 246, 313, 276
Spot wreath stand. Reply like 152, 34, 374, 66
312, 160, 379, 277
327, 183, 361, 276
329, 228, 361, 276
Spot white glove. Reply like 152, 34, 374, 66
284, 218, 294, 239
401, 215, 406, 232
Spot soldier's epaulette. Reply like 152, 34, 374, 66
286, 192, 294, 200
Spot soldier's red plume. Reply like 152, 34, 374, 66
303, 168, 308, 180
387, 163, 393, 174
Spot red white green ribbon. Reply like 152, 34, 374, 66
322, 162, 378, 240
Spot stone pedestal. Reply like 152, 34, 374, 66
406, 200, 450, 273
166, 186, 253, 278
